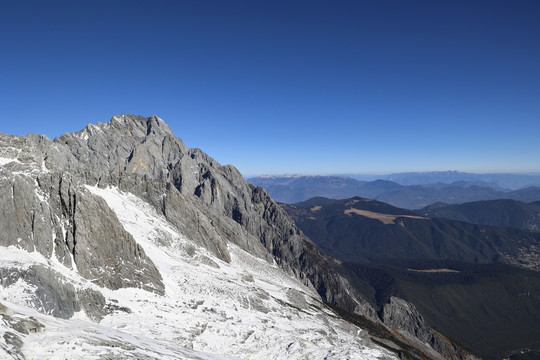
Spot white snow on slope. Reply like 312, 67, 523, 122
1, 185, 396, 360
1, 300, 235, 360
0, 157, 20, 166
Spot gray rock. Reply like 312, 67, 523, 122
1, 302, 46, 360
0, 265, 108, 320
0, 114, 386, 317
1, 331, 26, 360
382, 297, 479, 360
0, 136, 164, 294
382, 297, 432, 341
69, 186, 164, 294
0, 172, 55, 257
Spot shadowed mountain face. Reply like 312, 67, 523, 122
284, 197, 540, 269
283, 196, 540, 359
249, 175, 540, 209
341, 260, 540, 360
379, 171, 540, 190
419, 199, 540, 232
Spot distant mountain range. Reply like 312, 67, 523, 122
345, 170, 540, 189
419, 199, 540, 232
282, 196, 540, 359
248, 175, 540, 209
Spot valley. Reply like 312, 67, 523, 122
282, 196, 540, 359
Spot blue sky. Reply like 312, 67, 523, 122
1, 0, 539, 176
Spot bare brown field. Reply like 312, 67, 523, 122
407, 268, 461, 273
344, 208, 428, 224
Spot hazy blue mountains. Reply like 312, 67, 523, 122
246, 175, 369, 203
249, 175, 540, 209
377, 170, 540, 189
419, 199, 540, 232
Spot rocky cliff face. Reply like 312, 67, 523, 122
50, 114, 368, 315
0, 130, 163, 320
0, 115, 473, 359
382, 297, 477, 360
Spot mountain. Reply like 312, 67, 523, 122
246, 175, 368, 204
249, 175, 540, 209
282, 196, 540, 358
351, 179, 405, 199
507, 186, 540, 203
378, 171, 540, 190
373, 183, 503, 209
341, 261, 540, 360
285, 197, 540, 269
0, 115, 469, 359
419, 199, 540, 231
421, 180, 507, 191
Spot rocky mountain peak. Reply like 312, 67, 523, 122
63, 114, 174, 142
2, 114, 366, 314
109, 114, 174, 136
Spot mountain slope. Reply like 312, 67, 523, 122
419, 199, 540, 231
282, 196, 540, 359
53, 115, 368, 315
284, 197, 540, 268
340, 260, 540, 360
1, 186, 391, 359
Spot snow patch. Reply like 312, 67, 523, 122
84, 185, 394, 359
0, 157, 20, 166
0, 245, 49, 269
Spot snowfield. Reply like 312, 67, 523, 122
1, 185, 396, 360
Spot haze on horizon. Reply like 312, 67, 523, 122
1, 1, 539, 176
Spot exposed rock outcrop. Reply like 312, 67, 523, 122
0, 171, 164, 296
382, 297, 477, 360
1, 302, 45, 360
52, 114, 372, 315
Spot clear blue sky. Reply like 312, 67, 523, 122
1, 0, 539, 176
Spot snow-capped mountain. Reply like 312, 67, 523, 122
0, 115, 471, 359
